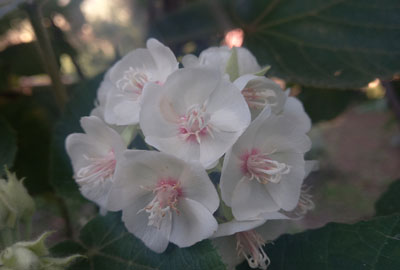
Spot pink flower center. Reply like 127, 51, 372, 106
236, 230, 270, 270
116, 67, 149, 98
242, 86, 277, 110
178, 104, 212, 144
76, 149, 116, 185
141, 178, 183, 228
240, 148, 290, 184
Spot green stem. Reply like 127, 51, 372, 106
24, 0, 68, 112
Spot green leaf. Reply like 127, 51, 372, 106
231, 0, 400, 88
0, 94, 54, 194
297, 86, 363, 123
375, 179, 400, 216
0, 117, 16, 174
51, 213, 226, 270
236, 214, 400, 270
50, 75, 103, 198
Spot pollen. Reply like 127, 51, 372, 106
178, 104, 213, 144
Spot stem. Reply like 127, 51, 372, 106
24, 0, 68, 112
382, 80, 400, 125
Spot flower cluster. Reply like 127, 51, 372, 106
66, 39, 316, 269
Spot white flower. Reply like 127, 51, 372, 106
212, 215, 288, 270
281, 95, 311, 133
107, 150, 219, 253
220, 106, 311, 221
182, 46, 261, 77
65, 116, 125, 208
140, 67, 251, 168
234, 74, 287, 119
103, 38, 178, 126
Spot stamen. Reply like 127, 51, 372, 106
76, 150, 116, 186
242, 86, 278, 110
178, 104, 214, 143
294, 185, 315, 217
139, 178, 182, 229
236, 230, 270, 270
116, 67, 149, 98
240, 148, 290, 184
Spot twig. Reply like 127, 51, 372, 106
24, 0, 68, 112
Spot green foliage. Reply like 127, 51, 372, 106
50, 75, 103, 198
232, 0, 400, 88
375, 179, 400, 216
298, 87, 362, 123
51, 213, 226, 270
0, 94, 54, 194
0, 118, 16, 174
237, 214, 400, 270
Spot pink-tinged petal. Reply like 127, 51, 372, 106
231, 180, 280, 221
169, 198, 218, 248
146, 38, 178, 82
107, 150, 185, 211
178, 162, 219, 213
121, 193, 172, 253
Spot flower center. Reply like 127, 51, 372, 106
236, 230, 270, 270
76, 149, 116, 186
178, 104, 212, 144
240, 148, 290, 184
141, 178, 182, 229
242, 86, 278, 110
116, 67, 149, 98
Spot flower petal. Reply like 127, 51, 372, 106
146, 38, 179, 82
169, 198, 218, 248
121, 193, 172, 253
231, 179, 280, 221
220, 151, 244, 207
213, 219, 266, 238
282, 97, 311, 133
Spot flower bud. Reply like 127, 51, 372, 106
0, 169, 35, 229
0, 232, 83, 270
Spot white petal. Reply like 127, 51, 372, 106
162, 68, 221, 115
80, 116, 125, 155
169, 198, 218, 248
181, 54, 199, 68
266, 152, 306, 211
236, 47, 261, 75
109, 49, 157, 83
121, 193, 172, 253
140, 82, 181, 138
104, 93, 141, 126
146, 38, 179, 82
231, 180, 280, 221
178, 162, 219, 213
255, 220, 288, 241
79, 176, 112, 208
220, 151, 244, 207
213, 219, 266, 238
282, 97, 311, 133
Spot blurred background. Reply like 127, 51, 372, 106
0, 0, 399, 241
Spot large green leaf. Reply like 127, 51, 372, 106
237, 214, 400, 270
230, 0, 400, 88
50, 75, 103, 198
297, 87, 363, 123
375, 179, 400, 216
51, 213, 226, 270
0, 94, 54, 194
0, 117, 17, 174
